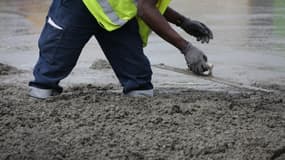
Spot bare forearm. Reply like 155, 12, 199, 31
137, 0, 187, 51
164, 7, 186, 26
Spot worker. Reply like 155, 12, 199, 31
28, 0, 213, 99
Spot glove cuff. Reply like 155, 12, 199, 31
176, 16, 187, 26
179, 17, 191, 28
181, 41, 193, 55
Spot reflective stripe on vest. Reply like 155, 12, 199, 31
97, 0, 127, 26
97, 0, 139, 26
83, 0, 138, 31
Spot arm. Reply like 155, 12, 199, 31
137, 0, 188, 51
164, 7, 214, 43
163, 7, 185, 26
137, 0, 210, 74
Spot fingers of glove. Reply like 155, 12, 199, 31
198, 25, 209, 37
199, 55, 209, 72
189, 62, 207, 74
192, 21, 209, 36
193, 63, 204, 74
201, 62, 209, 72
202, 54, 208, 62
200, 37, 205, 44
190, 64, 199, 73
197, 37, 201, 42
201, 23, 214, 39
195, 22, 210, 36
197, 64, 204, 74
200, 37, 209, 44
205, 37, 210, 43
187, 62, 198, 74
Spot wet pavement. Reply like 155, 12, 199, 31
0, 0, 284, 91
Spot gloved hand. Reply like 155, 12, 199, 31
180, 17, 213, 44
182, 42, 209, 74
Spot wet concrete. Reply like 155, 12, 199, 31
0, 0, 285, 90
0, 83, 285, 160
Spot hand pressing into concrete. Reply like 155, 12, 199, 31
182, 42, 209, 75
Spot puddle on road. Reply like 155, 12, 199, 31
0, 0, 284, 87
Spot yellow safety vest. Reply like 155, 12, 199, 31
82, 0, 171, 47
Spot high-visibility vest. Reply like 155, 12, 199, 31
82, 0, 171, 47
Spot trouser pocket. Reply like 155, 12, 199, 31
38, 19, 64, 64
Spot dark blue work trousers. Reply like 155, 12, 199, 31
29, 0, 153, 94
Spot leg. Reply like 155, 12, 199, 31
29, 0, 97, 97
94, 19, 153, 95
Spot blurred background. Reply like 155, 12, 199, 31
0, 0, 284, 88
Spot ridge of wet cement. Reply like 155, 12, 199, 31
0, 63, 22, 76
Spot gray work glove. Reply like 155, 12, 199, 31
180, 17, 213, 44
182, 42, 209, 75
